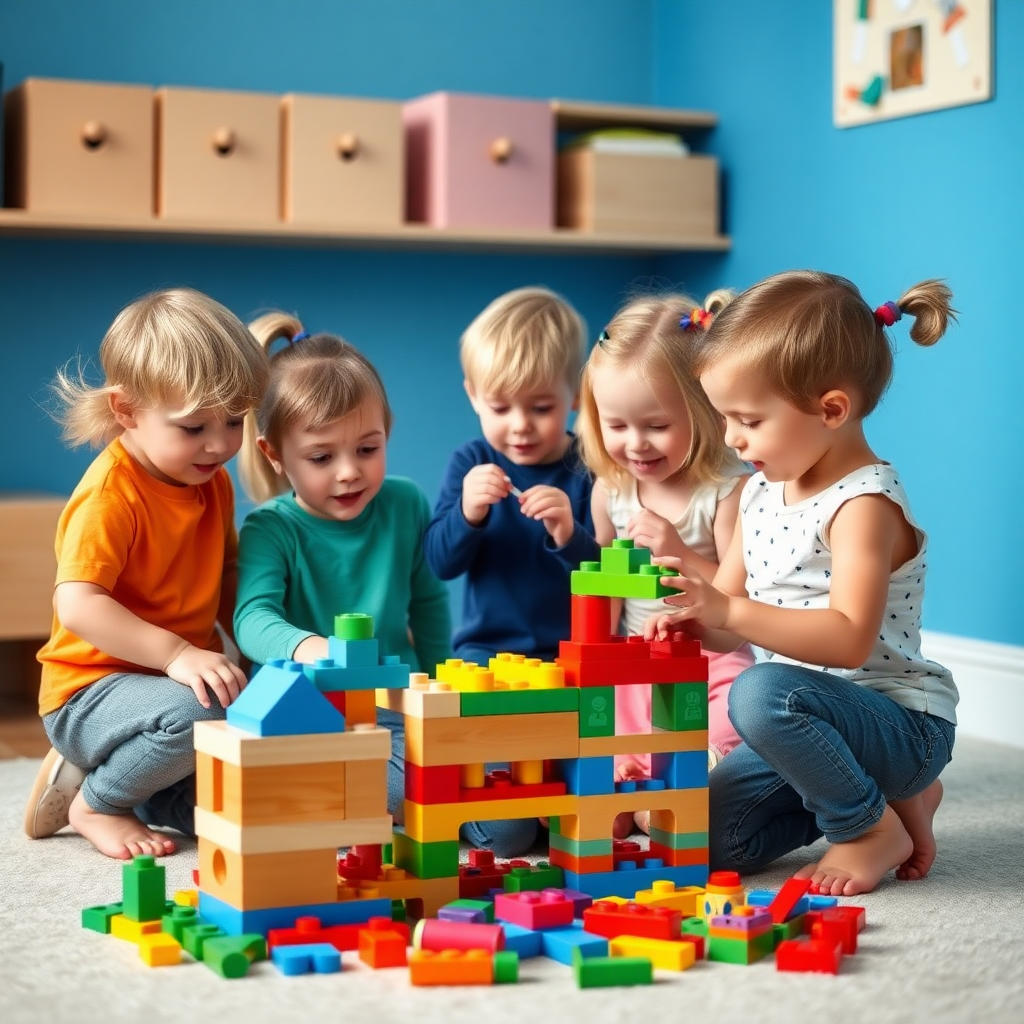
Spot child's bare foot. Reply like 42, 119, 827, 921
68, 790, 177, 860
633, 810, 650, 836
891, 779, 943, 881
795, 805, 913, 896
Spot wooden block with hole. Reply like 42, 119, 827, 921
156, 86, 279, 222
3, 78, 153, 216
281, 93, 404, 226
198, 839, 339, 910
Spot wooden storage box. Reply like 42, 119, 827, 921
0, 495, 65, 640
281, 94, 404, 227
557, 149, 719, 238
403, 91, 553, 230
156, 87, 279, 222
3, 77, 154, 217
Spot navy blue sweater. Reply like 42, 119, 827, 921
424, 436, 598, 662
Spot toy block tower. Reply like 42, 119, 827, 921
193, 642, 397, 935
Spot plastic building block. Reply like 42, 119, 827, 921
358, 917, 410, 968
540, 924, 609, 965
634, 880, 705, 916
392, 833, 460, 879
609, 934, 696, 971
702, 870, 745, 921
767, 876, 813, 924
652, 682, 709, 731
776, 937, 844, 974
460, 686, 579, 717
494, 889, 575, 931
571, 945, 653, 988
181, 922, 225, 959
122, 855, 166, 922
559, 755, 615, 796
81, 902, 124, 934
499, 922, 545, 959
138, 932, 182, 967
162, 905, 200, 943
203, 934, 267, 978
569, 593, 614, 644
492, 950, 520, 983
409, 949, 493, 986
582, 900, 681, 941
272, 942, 343, 975
268, 915, 364, 953
564, 863, 707, 901
438, 898, 494, 924
198, 890, 390, 936
503, 862, 564, 893
227, 660, 346, 736
807, 908, 860, 954
413, 917, 505, 953
110, 914, 163, 944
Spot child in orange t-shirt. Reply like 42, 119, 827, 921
24, 288, 268, 861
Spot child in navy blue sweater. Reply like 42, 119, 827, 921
425, 286, 598, 665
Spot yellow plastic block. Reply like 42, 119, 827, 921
634, 881, 704, 916
110, 914, 162, 944
139, 931, 183, 966
609, 934, 696, 971
173, 889, 198, 907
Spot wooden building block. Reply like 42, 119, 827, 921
405, 711, 580, 766
194, 806, 392, 854
344, 759, 388, 819
194, 720, 390, 768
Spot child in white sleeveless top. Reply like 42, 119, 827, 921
646, 271, 958, 897
576, 291, 756, 835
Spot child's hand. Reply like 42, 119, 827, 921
626, 509, 687, 559
650, 555, 731, 630
615, 758, 646, 783
164, 645, 248, 710
461, 464, 512, 525
519, 485, 574, 548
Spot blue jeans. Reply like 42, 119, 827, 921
710, 662, 955, 874
381, 707, 540, 860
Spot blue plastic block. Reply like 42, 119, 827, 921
198, 892, 391, 935
500, 922, 544, 959
306, 656, 411, 692
325, 636, 380, 668
560, 756, 615, 796
227, 660, 345, 736
271, 942, 342, 975
650, 749, 707, 789
540, 922, 609, 965
564, 864, 708, 900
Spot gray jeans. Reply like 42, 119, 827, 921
43, 672, 227, 835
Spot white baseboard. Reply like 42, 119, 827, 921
921, 630, 1024, 748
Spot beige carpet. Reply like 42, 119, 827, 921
1, 736, 1022, 1024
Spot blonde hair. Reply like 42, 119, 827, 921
577, 289, 743, 490
690, 271, 957, 416
238, 311, 393, 504
52, 288, 268, 448
460, 286, 587, 396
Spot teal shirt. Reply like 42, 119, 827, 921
234, 477, 452, 676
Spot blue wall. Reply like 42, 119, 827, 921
1, 0, 1019, 647
651, 0, 1022, 647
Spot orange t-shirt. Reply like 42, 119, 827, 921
37, 437, 237, 716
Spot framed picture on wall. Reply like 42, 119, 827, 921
834, 0, 992, 127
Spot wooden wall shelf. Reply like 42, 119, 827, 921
0, 209, 730, 256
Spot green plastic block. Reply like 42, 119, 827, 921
162, 905, 200, 943
493, 950, 520, 983
460, 687, 579, 717
572, 947, 653, 988
392, 832, 460, 879
182, 922, 225, 960
578, 687, 615, 737
648, 827, 709, 850
503, 862, 564, 892
652, 682, 708, 731
203, 934, 267, 979
81, 902, 123, 934
681, 916, 708, 939
708, 930, 773, 964
570, 565, 678, 600
122, 855, 166, 923
599, 539, 652, 575
548, 833, 613, 857
334, 612, 374, 640
391, 899, 407, 922
773, 915, 806, 945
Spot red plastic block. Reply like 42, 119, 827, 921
570, 594, 613, 644
776, 937, 843, 974
650, 637, 703, 658
494, 890, 575, 931
406, 763, 461, 804
582, 900, 682, 941
358, 917, 410, 968
268, 915, 363, 952
768, 876, 813, 924
414, 918, 505, 953
808, 909, 859, 954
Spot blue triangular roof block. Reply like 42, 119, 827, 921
227, 659, 346, 736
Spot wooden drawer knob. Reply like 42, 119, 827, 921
336, 133, 360, 161
80, 121, 107, 150
212, 127, 236, 157
489, 137, 514, 163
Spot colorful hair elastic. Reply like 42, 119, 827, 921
597, 329, 610, 347
679, 308, 713, 332
873, 301, 901, 327
290, 330, 310, 344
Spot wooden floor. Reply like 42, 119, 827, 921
0, 698, 48, 758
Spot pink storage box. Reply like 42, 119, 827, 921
403, 91, 553, 230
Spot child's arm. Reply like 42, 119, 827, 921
54, 582, 246, 709
591, 485, 623, 635
649, 494, 902, 668
423, 447, 495, 580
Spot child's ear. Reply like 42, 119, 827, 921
819, 389, 852, 429
256, 436, 287, 476
108, 389, 137, 429
463, 379, 481, 413
570, 391, 580, 413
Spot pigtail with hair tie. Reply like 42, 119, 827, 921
679, 308, 714, 332
290, 330, 310, 344
873, 301, 901, 327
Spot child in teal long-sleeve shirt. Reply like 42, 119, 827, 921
234, 312, 451, 835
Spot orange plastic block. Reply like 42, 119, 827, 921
548, 847, 613, 874
582, 900, 682, 941
647, 842, 708, 868
139, 932, 182, 966
358, 917, 410, 968
409, 949, 493, 986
